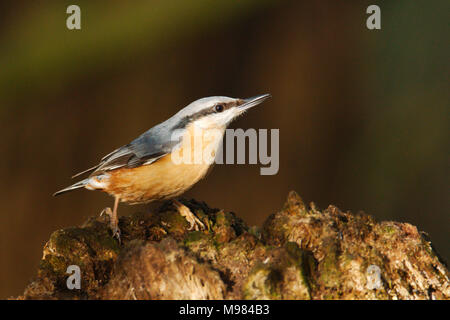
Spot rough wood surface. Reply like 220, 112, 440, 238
17, 191, 449, 300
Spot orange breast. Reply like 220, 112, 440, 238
104, 124, 223, 204
105, 155, 211, 203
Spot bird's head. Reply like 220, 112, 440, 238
173, 94, 271, 131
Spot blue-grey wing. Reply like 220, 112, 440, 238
72, 126, 180, 178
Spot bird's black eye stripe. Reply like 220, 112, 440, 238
214, 104, 224, 112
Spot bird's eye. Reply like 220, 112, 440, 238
215, 104, 224, 112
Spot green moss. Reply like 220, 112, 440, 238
282, 243, 312, 299
159, 210, 190, 236
285, 242, 302, 259
214, 210, 235, 227
262, 216, 290, 245
39, 255, 68, 276
52, 227, 120, 259
243, 265, 279, 300
242, 242, 312, 300
184, 231, 209, 244
382, 225, 397, 235
316, 241, 342, 289
248, 226, 261, 238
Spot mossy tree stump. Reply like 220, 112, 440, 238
18, 192, 449, 300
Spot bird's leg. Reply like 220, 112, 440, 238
173, 199, 205, 231
100, 196, 121, 242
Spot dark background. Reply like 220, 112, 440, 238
0, 1, 448, 298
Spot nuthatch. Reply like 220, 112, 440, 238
54, 94, 271, 240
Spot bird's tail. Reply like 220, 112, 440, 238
53, 179, 89, 196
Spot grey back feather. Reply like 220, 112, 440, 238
88, 119, 181, 176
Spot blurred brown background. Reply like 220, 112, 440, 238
0, 1, 448, 298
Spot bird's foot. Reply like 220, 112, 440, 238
100, 207, 121, 243
173, 200, 205, 231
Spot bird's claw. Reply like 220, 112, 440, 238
183, 213, 205, 231
173, 201, 205, 231
100, 207, 121, 243
187, 214, 205, 231
111, 225, 121, 244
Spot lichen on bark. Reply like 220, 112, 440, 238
17, 192, 449, 300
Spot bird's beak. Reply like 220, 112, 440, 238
239, 94, 271, 111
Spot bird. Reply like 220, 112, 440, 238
54, 94, 271, 241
